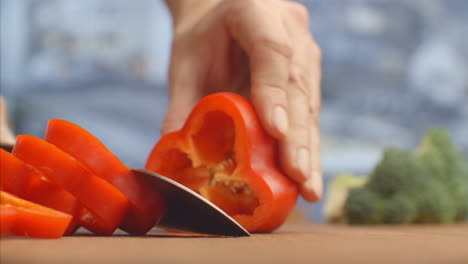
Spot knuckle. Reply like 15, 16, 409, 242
252, 83, 287, 100
228, 0, 245, 14
229, 0, 261, 16
289, 125, 310, 142
253, 35, 293, 60
289, 69, 309, 97
289, 2, 310, 26
308, 104, 321, 120
226, 0, 251, 23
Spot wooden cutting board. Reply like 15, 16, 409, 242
1, 224, 467, 264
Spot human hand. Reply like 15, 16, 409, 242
163, 0, 322, 202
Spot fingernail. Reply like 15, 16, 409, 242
297, 147, 310, 180
304, 171, 323, 198
303, 178, 315, 192
272, 106, 288, 136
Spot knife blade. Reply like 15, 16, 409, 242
131, 168, 250, 237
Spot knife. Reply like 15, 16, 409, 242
131, 168, 250, 237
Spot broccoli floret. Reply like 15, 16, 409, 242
381, 194, 418, 224
418, 128, 468, 177
344, 187, 383, 225
414, 181, 458, 224
345, 187, 420, 225
417, 128, 468, 220
452, 176, 468, 221
342, 128, 468, 225
367, 149, 424, 197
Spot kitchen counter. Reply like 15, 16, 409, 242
1, 224, 467, 263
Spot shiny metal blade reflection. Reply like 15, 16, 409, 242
131, 168, 250, 237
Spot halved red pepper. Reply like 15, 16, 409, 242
0, 191, 72, 238
12, 135, 130, 235
0, 149, 108, 235
45, 119, 165, 235
145, 92, 298, 232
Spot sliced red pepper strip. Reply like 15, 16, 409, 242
0, 191, 72, 238
0, 205, 16, 235
45, 119, 165, 235
0, 149, 110, 235
145, 92, 299, 232
0, 149, 79, 235
0, 149, 30, 195
12, 135, 130, 235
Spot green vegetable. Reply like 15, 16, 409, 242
381, 194, 418, 224
367, 149, 424, 197
345, 187, 382, 225
324, 174, 368, 223
418, 128, 468, 220
344, 128, 468, 225
415, 181, 457, 223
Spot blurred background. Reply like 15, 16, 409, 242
1, 0, 467, 222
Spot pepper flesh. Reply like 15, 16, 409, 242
1, 149, 80, 234
12, 135, 130, 235
45, 119, 166, 235
0, 205, 16, 235
0, 149, 109, 235
146, 93, 298, 232
0, 191, 72, 238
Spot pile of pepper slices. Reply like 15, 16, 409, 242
1, 119, 165, 238
0, 93, 299, 238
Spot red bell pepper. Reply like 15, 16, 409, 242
0, 191, 72, 238
0, 149, 111, 235
1, 149, 79, 234
0, 204, 16, 235
45, 119, 165, 235
145, 92, 298, 232
12, 135, 130, 235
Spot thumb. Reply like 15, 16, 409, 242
160, 97, 197, 135
161, 46, 203, 135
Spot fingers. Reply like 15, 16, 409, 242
225, 0, 323, 201
225, 0, 292, 139
303, 40, 323, 202
290, 37, 322, 202
161, 97, 197, 135
248, 45, 290, 139
162, 39, 204, 135
278, 69, 310, 184
301, 123, 322, 202
286, 1, 310, 28
278, 2, 317, 194
281, 2, 323, 202
280, 38, 323, 202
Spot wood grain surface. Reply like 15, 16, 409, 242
1, 224, 467, 264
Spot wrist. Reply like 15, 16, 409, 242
166, 0, 223, 34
